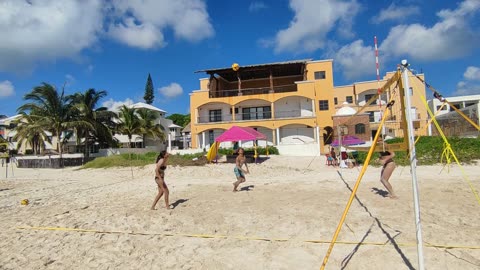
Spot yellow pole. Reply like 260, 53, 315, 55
320, 108, 391, 269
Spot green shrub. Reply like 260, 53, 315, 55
354, 136, 480, 166
218, 145, 279, 156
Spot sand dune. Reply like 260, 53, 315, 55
1, 156, 479, 269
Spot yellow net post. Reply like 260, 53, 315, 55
320, 105, 392, 269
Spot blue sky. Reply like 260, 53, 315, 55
1, 0, 480, 117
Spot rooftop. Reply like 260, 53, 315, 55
195, 59, 312, 82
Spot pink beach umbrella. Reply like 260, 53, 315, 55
331, 135, 365, 147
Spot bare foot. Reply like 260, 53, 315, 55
388, 195, 399, 199
150, 207, 156, 210
166, 205, 174, 210
233, 183, 238, 192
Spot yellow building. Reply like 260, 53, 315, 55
190, 59, 427, 155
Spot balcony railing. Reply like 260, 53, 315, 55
209, 84, 297, 98
274, 110, 300, 119
197, 109, 314, 124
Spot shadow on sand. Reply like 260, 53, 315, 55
171, 199, 189, 209
240, 185, 255, 192
335, 170, 414, 270
371, 187, 389, 198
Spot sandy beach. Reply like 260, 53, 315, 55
1, 156, 479, 269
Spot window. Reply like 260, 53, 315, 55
334, 97, 338, 105
208, 130, 214, 144
346, 96, 353, 103
367, 111, 375, 122
355, 123, 365, 134
242, 106, 271, 120
449, 104, 459, 112
314, 71, 326, 80
319, 100, 329, 111
209, 109, 222, 122
229, 108, 239, 114
365, 94, 375, 103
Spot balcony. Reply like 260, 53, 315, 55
197, 109, 314, 124
209, 84, 297, 98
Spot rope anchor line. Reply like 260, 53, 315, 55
15, 226, 480, 250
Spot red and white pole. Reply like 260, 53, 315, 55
375, 36, 382, 108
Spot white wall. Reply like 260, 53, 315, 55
198, 103, 232, 122
276, 143, 320, 156
275, 97, 313, 118
280, 125, 315, 144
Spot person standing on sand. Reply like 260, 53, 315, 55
233, 148, 249, 192
379, 150, 397, 199
232, 141, 239, 154
151, 150, 173, 210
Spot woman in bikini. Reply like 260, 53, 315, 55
379, 150, 397, 199
233, 147, 249, 192
151, 150, 172, 210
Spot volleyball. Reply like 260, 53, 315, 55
21, 199, 29, 205
232, 63, 240, 71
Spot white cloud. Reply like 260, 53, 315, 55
380, 0, 480, 61
65, 74, 75, 87
454, 66, 480, 95
86, 65, 94, 73
463, 66, 480, 80
109, 18, 165, 49
108, 0, 214, 48
102, 98, 134, 112
271, 0, 360, 53
331, 40, 376, 79
371, 3, 420, 24
159, 83, 183, 98
0, 80, 15, 98
454, 81, 480, 96
0, 0, 104, 72
249, 2, 267, 12
0, 0, 214, 72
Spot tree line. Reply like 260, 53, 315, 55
11, 74, 189, 158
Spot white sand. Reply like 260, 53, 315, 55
1, 156, 479, 269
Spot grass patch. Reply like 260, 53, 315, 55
81, 152, 208, 169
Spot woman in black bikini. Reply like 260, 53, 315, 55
379, 151, 397, 199
151, 150, 172, 210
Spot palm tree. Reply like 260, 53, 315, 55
12, 113, 51, 155
71, 89, 116, 158
116, 105, 142, 148
17, 83, 91, 163
137, 108, 166, 147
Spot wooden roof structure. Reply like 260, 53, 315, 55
195, 59, 311, 82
